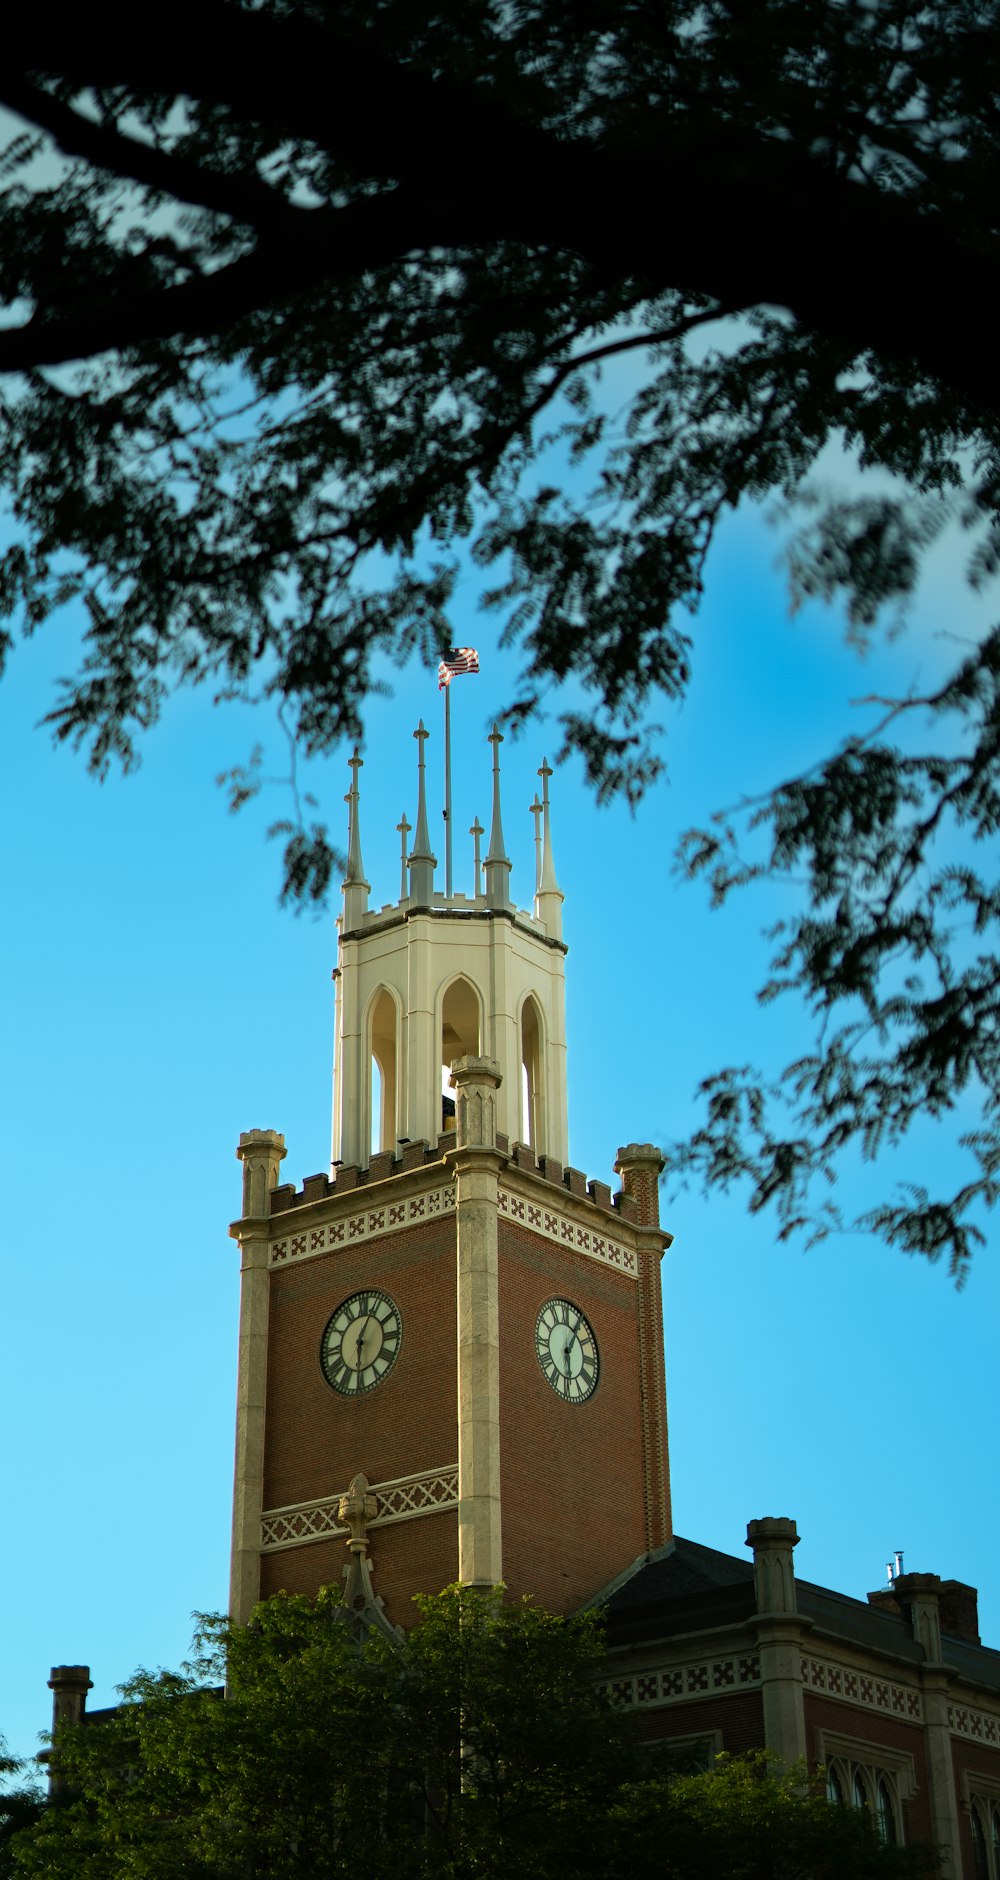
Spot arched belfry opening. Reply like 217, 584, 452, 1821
520, 994, 545, 1154
369, 987, 400, 1155
440, 976, 481, 1132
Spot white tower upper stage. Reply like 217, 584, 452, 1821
332, 723, 568, 1172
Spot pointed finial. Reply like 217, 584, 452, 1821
345, 747, 367, 885
529, 793, 543, 894
484, 723, 512, 907
470, 816, 484, 898
396, 811, 411, 902
342, 745, 370, 925
408, 720, 436, 903
536, 755, 563, 937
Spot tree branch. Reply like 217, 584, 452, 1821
0, 75, 295, 232
0, 5, 998, 423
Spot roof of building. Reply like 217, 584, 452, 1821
596, 1535, 1000, 1696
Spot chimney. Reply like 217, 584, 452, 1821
939, 1580, 980, 1646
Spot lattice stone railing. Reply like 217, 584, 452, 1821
261, 1465, 458, 1551
498, 1184, 637, 1275
801, 1655, 923, 1722
605, 1654, 762, 1710
270, 1184, 457, 1266
948, 1700, 1000, 1746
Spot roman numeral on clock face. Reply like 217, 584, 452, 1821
320, 1289, 403, 1395
534, 1298, 599, 1403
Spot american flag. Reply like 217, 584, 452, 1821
437, 646, 480, 689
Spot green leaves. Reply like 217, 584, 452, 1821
9, 1621, 939, 1879
0, 0, 999, 1262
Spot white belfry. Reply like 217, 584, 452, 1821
331, 724, 568, 1171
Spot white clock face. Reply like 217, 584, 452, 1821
320, 1290, 402, 1395
534, 1298, 599, 1403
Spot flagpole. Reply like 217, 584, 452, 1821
444, 678, 453, 898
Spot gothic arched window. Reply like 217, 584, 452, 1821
440, 977, 481, 1131
520, 996, 545, 1153
971, 1803, 989, 1880
370, 988, 399, 1154
876, 1779, 897, 1846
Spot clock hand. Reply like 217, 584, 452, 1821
354, 1318, 370, 1366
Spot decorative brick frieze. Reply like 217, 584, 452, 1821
605, 1654, 763, 1710
261, 1466, 459, 1551
801, 1656, 923, 1721
498, 1181, 638, 1276
269, 1183, 457, 1265
948, 1700, 1000, 1746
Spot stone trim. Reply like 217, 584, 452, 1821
801, 1654, 923, 1721
261, 1465, 458, 1551
949, 1700, 1000, 1747
606, 1652, 762, 1710
498, 1181, 638, 1277
269, 1183, 456, 1266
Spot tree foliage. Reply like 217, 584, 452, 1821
9, 1588, 939, 1879
1, 2, 999, 1269
0, 1745, 43, 1880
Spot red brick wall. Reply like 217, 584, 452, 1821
258, 1191, 666, 1622
259, 1516, 459, 1629
263, 1219, 457, 1510
803, 1695, 933, 1843
637, 1693, 765, 1753
497, 1221, 647, 1611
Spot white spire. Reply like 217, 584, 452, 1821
536, 757, 564, 940
396, 811, 411, 903
530, 792, 543, 899
484, 723, 512, 908
342, 747, 369, 927
407, 721, 436, 904
470, 816, 484, 898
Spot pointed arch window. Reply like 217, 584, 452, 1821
441, 977, 481, 1133
817, 1735, 915, 1854
963, 1775, 1000, 1879
370, 989, 399, 1155
520, 995, 545, 1153
825, 1764, 845, 1806
876, 1779, 897, 1846
972, 1803, 989, 1880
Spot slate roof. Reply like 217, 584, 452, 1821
595, 1536, 1000, 1696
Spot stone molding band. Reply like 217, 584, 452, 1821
607, 1653, 763, 1710
802, 1654, 923, 1722
269, 1185, 457, 1266
261, 1465, 459, 1551
498, 1183, 638, 1276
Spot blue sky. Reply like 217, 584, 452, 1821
2, 488, 998, 1769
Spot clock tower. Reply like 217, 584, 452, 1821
228, 725, 672, 1631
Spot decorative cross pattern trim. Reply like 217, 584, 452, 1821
498, 1184, 637, 1276
801, 1656, 922, 1721
606, 1655, 761, 1709
261, 1466, 458, 1551
270, 1185, 456, 1265
948, 1701, 1000, 1746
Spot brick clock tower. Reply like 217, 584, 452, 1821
229, 724, 672, 1634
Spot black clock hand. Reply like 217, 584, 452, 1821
354, 1318, 369, 1366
